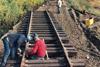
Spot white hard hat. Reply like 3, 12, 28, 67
27, 35, 33, 41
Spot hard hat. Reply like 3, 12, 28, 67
27, 34, 33, 41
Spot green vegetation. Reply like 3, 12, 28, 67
0, 0, 45, 37
67, 0, 100, 16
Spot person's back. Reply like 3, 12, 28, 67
7, 33, 20, 46
7, 33, 26, 44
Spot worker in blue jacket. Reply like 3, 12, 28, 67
0, 30, 32, 67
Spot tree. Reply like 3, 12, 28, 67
0, 0, 45, 37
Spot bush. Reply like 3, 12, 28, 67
0, 0, 45, 38
67, 0, 100, 16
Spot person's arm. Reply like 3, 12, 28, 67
46, 50, 49, 60
32, 42, 38, 54
17, 35, 26, 54
17, 41, 22, 56
1, 33, 9, 40
43, 39, 49, 59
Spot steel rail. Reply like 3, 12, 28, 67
20, 10, 85, 67
46, 11, 85, 67
46, 10, 71, 66
20, 11, 33, 67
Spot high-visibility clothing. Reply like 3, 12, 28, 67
85, 18, 94, 28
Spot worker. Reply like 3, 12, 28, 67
57, 0, 62, 14
0, 30, 30, 67
85, 17, 94, 28
26, 33, 47, 60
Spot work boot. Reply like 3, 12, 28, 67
0, 63, 6, 67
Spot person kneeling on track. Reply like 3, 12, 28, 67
26, 33, 48, 60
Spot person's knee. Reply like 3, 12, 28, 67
7, 50, 10, 55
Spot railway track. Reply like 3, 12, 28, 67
20, 11, 85, 67
4, 10, 85, 67
2, 0, 99, 66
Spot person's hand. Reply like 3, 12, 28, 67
17, 48, 22, 53
46, 57, 50, 60
27, 44, 33, 47
17, 48, 22, 57
17, 52, 22, 57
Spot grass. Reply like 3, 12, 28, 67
67, 0, 100, 16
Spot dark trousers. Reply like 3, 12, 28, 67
58, 6, 61, 14
0, 38, 10, 67
0, 38, 18, 67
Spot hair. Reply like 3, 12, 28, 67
32, 33, 39, 40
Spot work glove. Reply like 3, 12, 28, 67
17, 48, 22, 53
17, 48, 22, 57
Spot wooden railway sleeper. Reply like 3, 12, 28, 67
47, 11, 85, 67
65, 47, 77, 58
70, 59, 85, 67
20, 11, 86, 67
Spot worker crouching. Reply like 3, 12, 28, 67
0, 30, 27, 67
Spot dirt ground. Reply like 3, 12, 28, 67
46, 0, 100, 67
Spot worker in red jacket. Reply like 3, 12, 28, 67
26, 33, 48, 60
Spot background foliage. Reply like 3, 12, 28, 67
67, 0, 100, 16
0, 0, 44, 37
